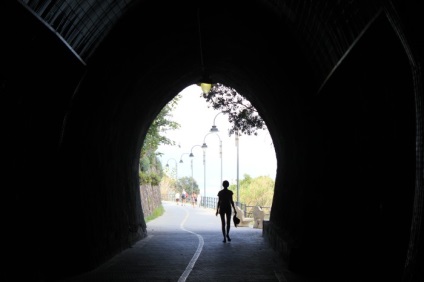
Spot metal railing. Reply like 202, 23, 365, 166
163, 193, 271, 220
202, 196, 219, 209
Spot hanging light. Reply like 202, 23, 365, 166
200, 73, 212, 95
201, 83, 212, 95
197, 7, 213, 95
198, 76, 212, 96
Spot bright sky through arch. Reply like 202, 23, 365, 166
158, 84, 277, 197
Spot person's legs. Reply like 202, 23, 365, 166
225, 212, 232, 241
219, 213, 226, 242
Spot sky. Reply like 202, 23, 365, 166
157, 84, 277, 198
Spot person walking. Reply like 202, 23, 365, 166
191, 192, 197, 208
181, 189, 187, 206
175, 192, 180, 205
216, 180, 237, 243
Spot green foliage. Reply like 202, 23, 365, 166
202, 83, 266, 136
139, 171, 150, 184
139, 160, 163, 185
229, 174, 274, 207
145, 204, 165, 222
141, 96, 181, 158
140, 156, 151, 172
150, 172, 162, 186
139, 96, 181, 185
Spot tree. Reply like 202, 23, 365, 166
202, 83, 266, 136
139, 95, 181, 184
229, 174, 274, 207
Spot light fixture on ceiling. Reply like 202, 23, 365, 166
196, 7, 213, 96
200, 73, 212, 95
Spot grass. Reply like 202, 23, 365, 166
145, 204, 165, 223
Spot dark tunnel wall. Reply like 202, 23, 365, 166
1, 1, 423, 281
2, 2, 88, 280
63, 6, 419, 281
57, 3, 307, 276
276, 14, 416, 279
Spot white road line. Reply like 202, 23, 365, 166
178, 208, 205, 282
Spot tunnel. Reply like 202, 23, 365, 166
1, 0, 423, 281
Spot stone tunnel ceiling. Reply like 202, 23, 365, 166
20, 0, 381, 83
2, 0, 424, 281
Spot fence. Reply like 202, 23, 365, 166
202, 196, 219, 209
162, 193, 271, 220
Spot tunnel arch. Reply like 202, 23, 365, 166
59, 6, 419, 281
2, 1, 423, 281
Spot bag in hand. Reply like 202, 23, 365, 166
233, 215, 240, 227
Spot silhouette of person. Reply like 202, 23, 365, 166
216, 180, 237, 243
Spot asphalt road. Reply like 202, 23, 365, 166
60, 201, 305, 282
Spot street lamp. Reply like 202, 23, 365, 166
202, 131, 223, 201
235, 132, 240, 205
179, 153, 190, 164
165, 158, 178, 191
209, 112, 224, 185
178, 153, 190, 205
189, 145, 204, 201
201, 141, 207, 207
166, 158, 178, 179
210, 112, 223, 133
209, 112, 240, 205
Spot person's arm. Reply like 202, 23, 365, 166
231, 195, 237, 215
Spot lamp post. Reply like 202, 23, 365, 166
201, 141, 207, 207
235, 132, 240, 205
202, 131, 223, 201
210, 112, 223, 133
189, 145, 204, 199
209, 112, 224, 185
179, 153, 190, 205
166, 157, 178, 182
179, 153, 190, 183
209, 111, 240, 205
179, 153, 189, 164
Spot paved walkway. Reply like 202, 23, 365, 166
59, 201, 309, 282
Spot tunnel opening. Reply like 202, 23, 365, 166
146, 84, 277, 217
